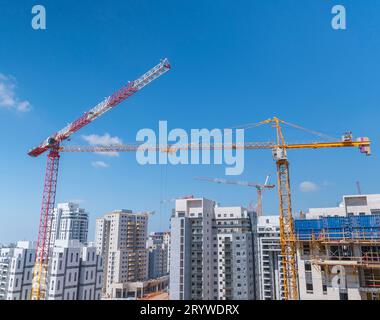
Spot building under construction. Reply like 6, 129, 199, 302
295, 194, 380, 300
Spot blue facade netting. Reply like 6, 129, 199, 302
294, 216, 380, 241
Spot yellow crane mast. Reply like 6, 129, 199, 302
60, 117, 372, 300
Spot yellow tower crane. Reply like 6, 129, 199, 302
194, 175, 275, 217
60, 117, 372, 300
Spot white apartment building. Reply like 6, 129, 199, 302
51, 203, 89, 245
4, 241, 36, 300
252, 215, 285, 300
306, 194, 380, 219
214, 206, 255, 300
0, 247, 13, 300
96, 210, 149, 298
170, 197, 215, 300
296, 194, 380, 301
47, 239, 103, 300
169, 197, 255, 300
147, 231, 170, 279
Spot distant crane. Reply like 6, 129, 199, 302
59, 117, 371, 300
356, 181, 362, 195
27, 59, 171, 300
194, 175, 275, 217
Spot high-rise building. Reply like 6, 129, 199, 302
3, 241, 36, 300
47, 239, 103, 300
95, 210, 149, 298
295, 194, 380, 300
51, 203, 89, 245
169, 197, 255, 300
170, 197, 215, 300
214, 206, 255, 300
252, 215, 285, 300
147, 231, 170, 279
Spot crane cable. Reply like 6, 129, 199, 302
228, 118, 337, 141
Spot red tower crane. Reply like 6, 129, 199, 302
28, 59, 171, 300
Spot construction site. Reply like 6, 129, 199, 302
295, 195, 380, 300
20, 55, 374, 301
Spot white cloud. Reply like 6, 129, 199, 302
0, 73, 32, 112
82, 133, 122, 157
91, 161, 109, 168
300, 181, 319, 193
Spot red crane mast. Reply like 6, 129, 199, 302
28, 59, 171, 300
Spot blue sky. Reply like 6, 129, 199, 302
0, 0, 379, 243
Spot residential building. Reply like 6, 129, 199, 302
47, 239, 103, 300
295, 194, 380, 300
95, 210, 149, 298
51, 202, 89, 245
214, 206, 255, 300
147, 231, 170, 279
252, 215, 285, 300
169, 197, 255, 300
4, 241, 36, 300
0, 247, 14, 300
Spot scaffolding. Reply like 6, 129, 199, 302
295, 216, 380, 299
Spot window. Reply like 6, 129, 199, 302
339, 292, 348, 300
70, 253, 73, 263
86, 271, 89, 280
57, 280, 60, 290
306, 283, 313, 293
303, 244, 311, 255
68, 273, 72, 282
29, 253, 33, 263
304, 262, 312, 272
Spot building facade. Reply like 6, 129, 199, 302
95, 210, 149, 298
295, 194, 380, 300
47, 239, 103, 300
169, 197, 255, 300
214, 206, 255, 300
3, 241, 36, 300
0, 247, 13, 300
147, 231, 170, 279
51, 202, 89, 245
252, 215, 285, 300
